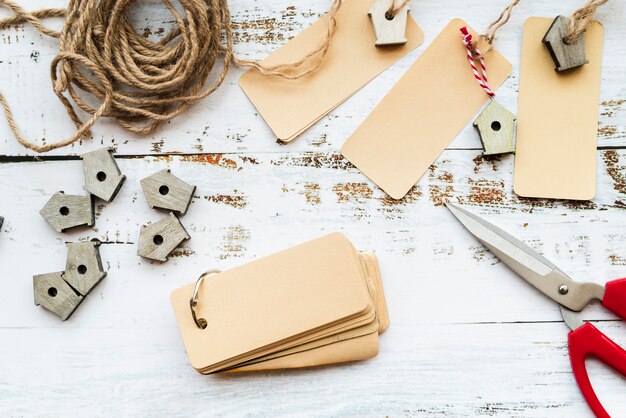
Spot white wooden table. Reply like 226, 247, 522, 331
1, 1, 625, 416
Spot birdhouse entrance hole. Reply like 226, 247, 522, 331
59, 206, 70, 216
97, 171, 107, 182
491, 121, 501, 131
159, 185, 170, 196
153, 235, 164, 245
48, 287, 58, 297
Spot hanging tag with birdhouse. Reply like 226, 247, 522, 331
514, 1, 607, 200
239, 0, 424, 144
460, 27, 516, 156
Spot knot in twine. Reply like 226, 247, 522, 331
385, 0, 409, 20
460, 27, 495, 98
565, 0, 608, 44
0, 0, 343, 153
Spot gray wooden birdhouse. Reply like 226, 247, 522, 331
33, 272, 83, 320
542, 16, 588, 72
81, 147, 126, 202
137, 213, 190, 262
64, 241, 107, 296
140, 169, 196, 215
40, 192, 94, 232
368, 0, 410, 46
473, 101, 516, 155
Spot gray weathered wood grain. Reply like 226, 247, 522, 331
140, 169, 196, 215
33, 271, 83, 320
0, 0, 625, 416
542, 15, 588, 72
137, 213, 191, 262
39, 191, 94, 232
81, 147, 126, 202
64, 241, 106, 296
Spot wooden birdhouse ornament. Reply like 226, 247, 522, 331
64, 241, 107, 296
473, 101, 516, 155
40, 192, 94, 232
542, 16, 588, 72
33, 272, 83, 320
368, 0, 410, 46
81, 147, 126, 202
140, 169, 196, 215
137, 213, 190, 262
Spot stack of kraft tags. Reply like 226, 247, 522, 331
170, 233, 389, 374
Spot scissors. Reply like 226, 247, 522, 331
446, 203, 626, 418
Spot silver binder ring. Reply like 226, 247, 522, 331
190, 269, 221, 329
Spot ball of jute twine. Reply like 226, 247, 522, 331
0, 0, 377, 153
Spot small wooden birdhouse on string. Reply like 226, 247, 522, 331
81, 147, 126, 202
542, 15, 588, 72
368, 0, 410, 46
140, 169, 196, 215
473, 101, 516, 156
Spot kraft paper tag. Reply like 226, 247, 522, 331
228, 333, 380, 373
239, 0, 424, 142
170, 233, 386, 374
514, 18, 604, 200
341, 19, 512, 200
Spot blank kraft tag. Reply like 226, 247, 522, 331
341, 19, 512, 200
170, 233, 374, 373
514, 17, 604, 200
239, 0, 424, 142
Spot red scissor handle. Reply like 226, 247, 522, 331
568, 322, 626, 417
602, 278, 626, 320
567, 278, 626, 418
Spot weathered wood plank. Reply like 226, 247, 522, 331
1, 150, 625, 329
0, 323, 623, 416
1, 1, 625, 416
0, 0, 624, 156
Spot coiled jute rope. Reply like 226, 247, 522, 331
0, 0, 342, 152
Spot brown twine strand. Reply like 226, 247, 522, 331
0, 0, 343, 153
481, 0, 521, 47
565, 0, 608, 44
386, 0, 410, 18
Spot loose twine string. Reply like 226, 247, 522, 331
459, 0, 522, 99
565, 0, 608, 44
461, 0, 607, 98
0, 0, 344, 153
386, 0, 410, 19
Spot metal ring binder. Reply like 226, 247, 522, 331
190, 269, 221, 329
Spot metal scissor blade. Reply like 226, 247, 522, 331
446, 203, 603, 311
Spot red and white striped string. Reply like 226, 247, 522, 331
459, 27, 495, 98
